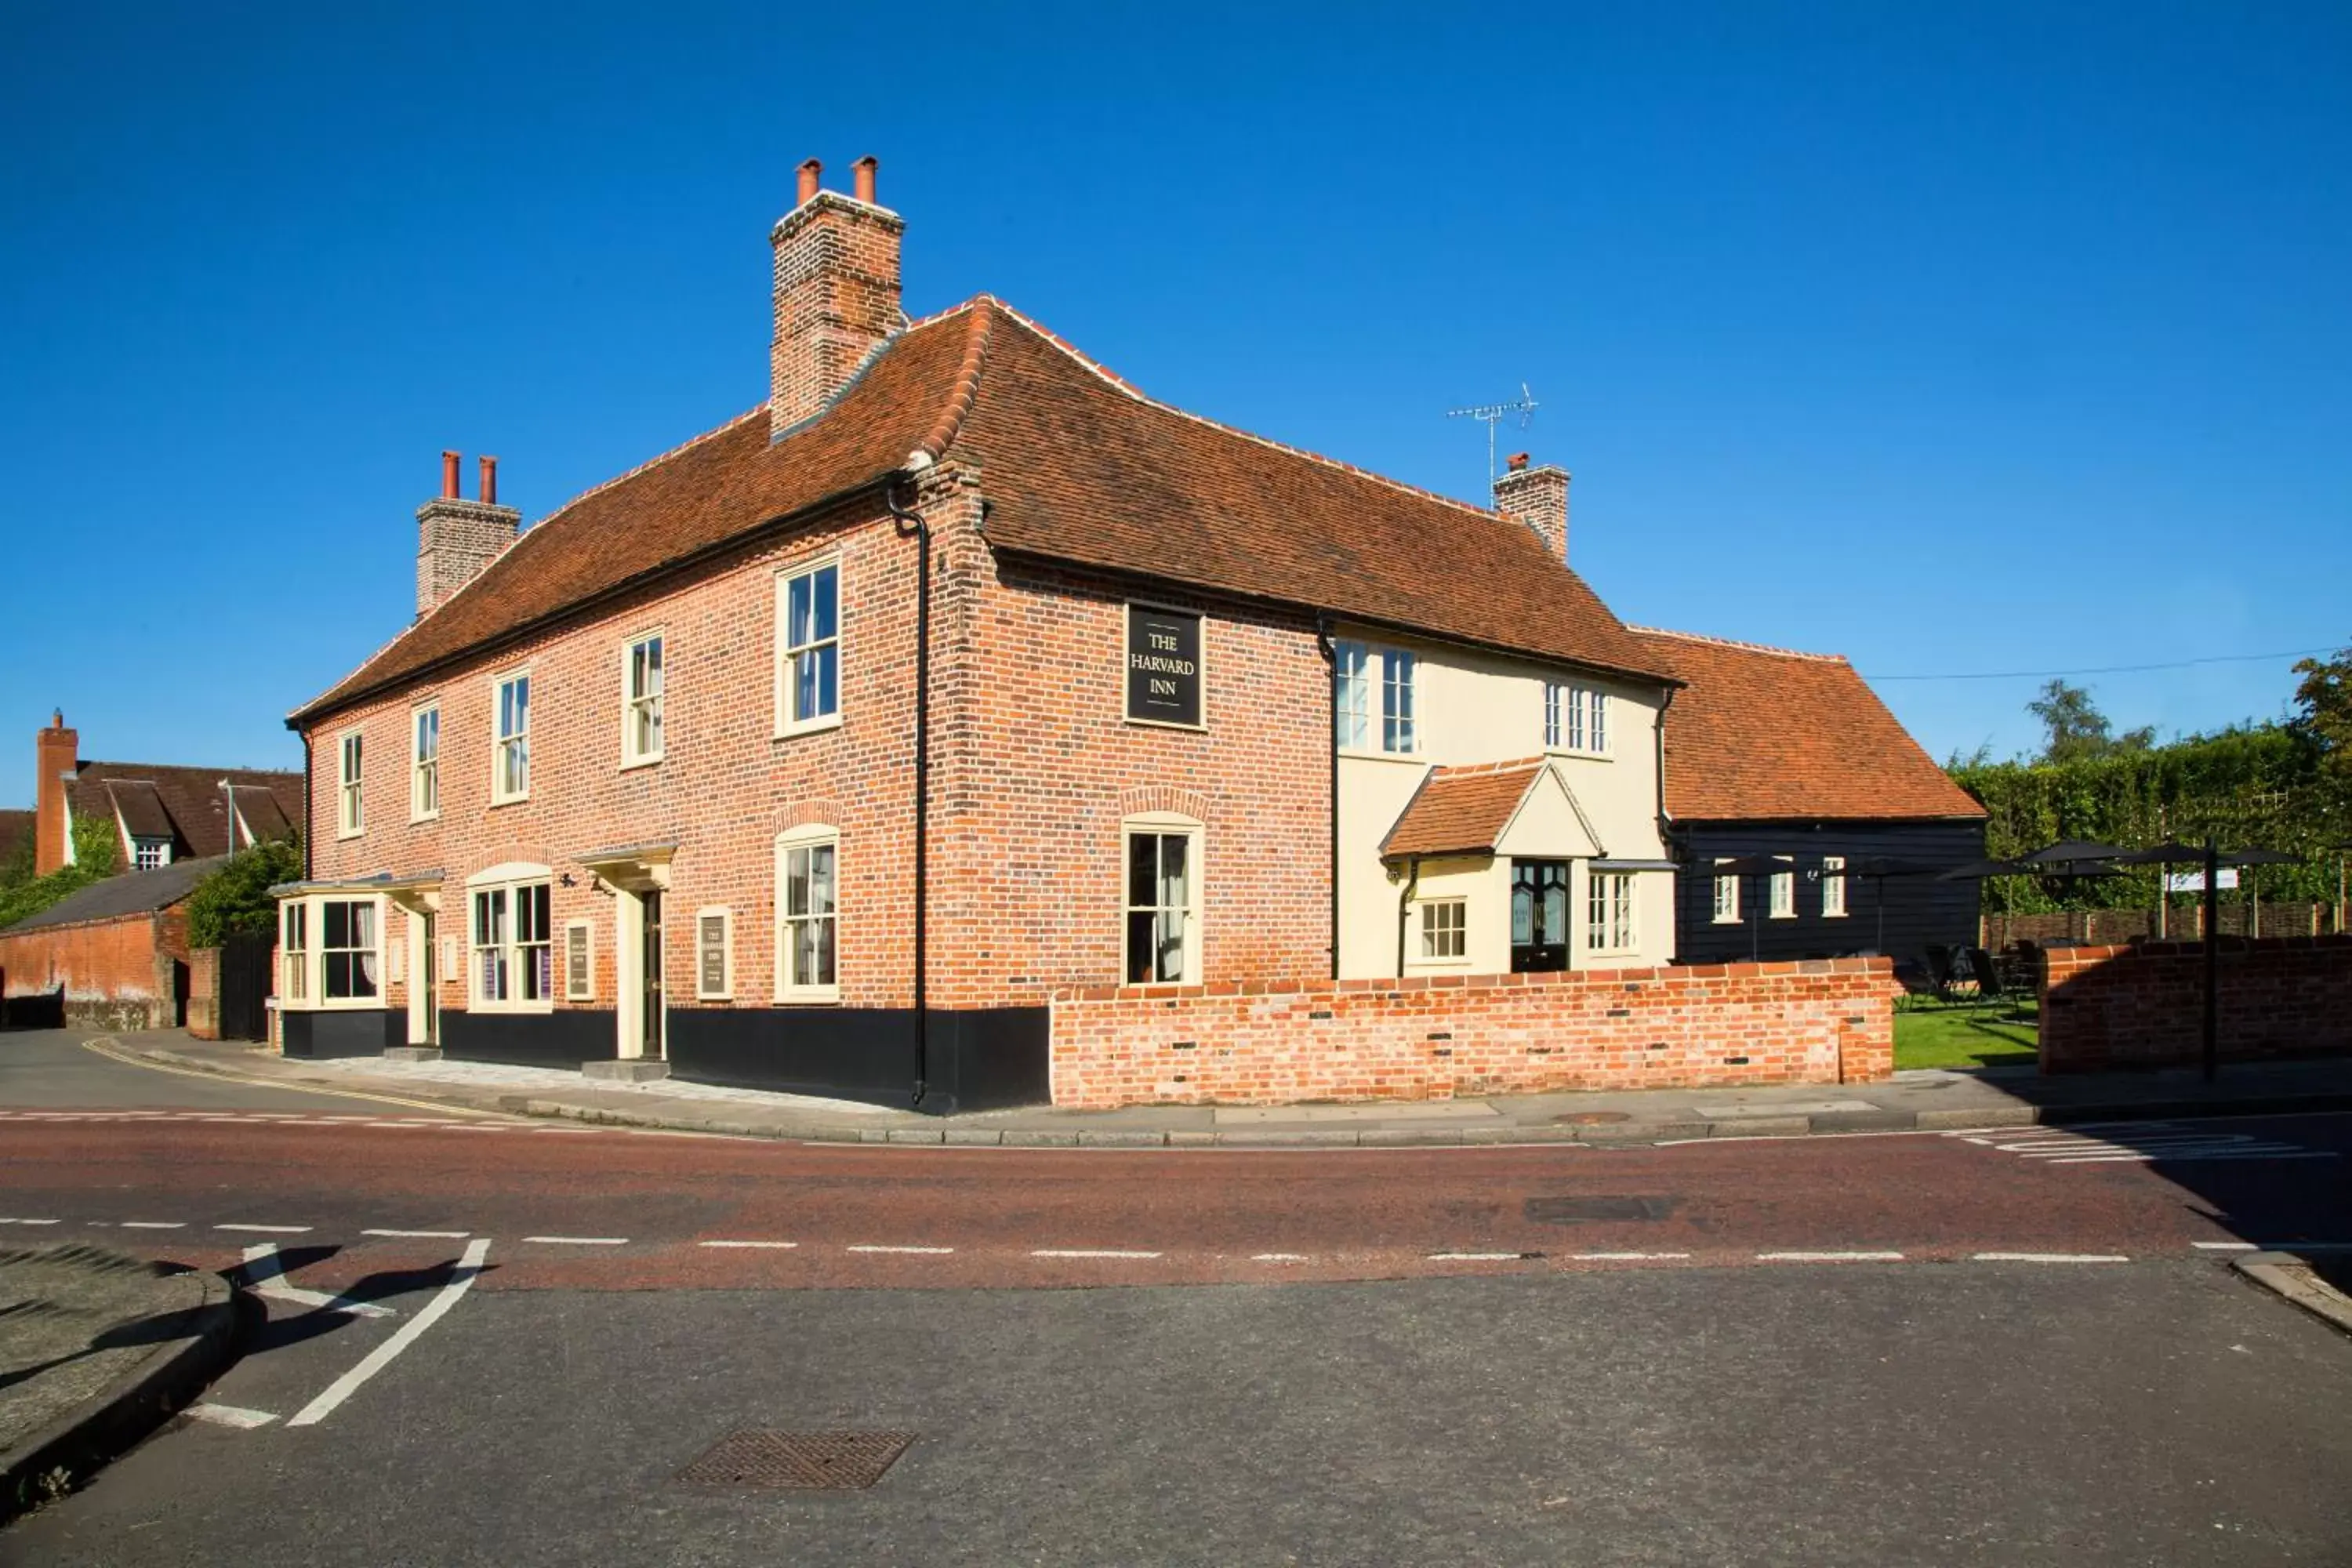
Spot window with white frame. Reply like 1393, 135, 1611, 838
1712, 860, 1740, 923
779, 561, 840, 731
564, 920, 594, 1001
1420, 898, 1466, 960
1821, 855, 1848, 918
492, 673, 530, 802
131, 837, 170, 870
1546, 684, 1609, 754
695, 908, 733, 1000
775, 829, 839, 998
623, 633, 664, 765
280, 901, 308, 1001
471, 877, 553, 1009
320, 898, 381, 1001
1769, 866, 1796, 919
337, 731, 364, 837
412, 705, 440, 819
1333, 641, 1416, 754
1586, 871, 1635, 953
1123, 817, 1201, 984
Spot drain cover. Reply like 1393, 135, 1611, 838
1524, 1195, 1680, 1223
1552, 1111, 1632, 1125
676, 1430, 916, 1490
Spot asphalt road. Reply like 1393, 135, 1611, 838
2, 1029, 2348, 1564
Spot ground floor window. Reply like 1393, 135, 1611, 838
471, 877, 553, 1009
1821, 855, 1848, 918
275, 894, 387, 1007
1123, 817, 1202, 984
1712, 860, 1740, 923
775, 829, 839, 1000
1419, 898, 1466, 960
1586, 872, 1636, 954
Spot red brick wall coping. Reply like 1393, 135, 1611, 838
1053, 955, 1891, 1004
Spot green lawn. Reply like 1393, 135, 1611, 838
1892, 999, 2040, 1071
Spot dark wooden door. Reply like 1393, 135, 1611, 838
219, 930, 275, 1040
1510, 859, 1572, 972
641, 891, 666, 1060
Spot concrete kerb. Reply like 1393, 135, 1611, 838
0, 1266, 239, 1525
2232, 1253, 2352, 1338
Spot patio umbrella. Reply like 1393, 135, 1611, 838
1933, 858, 2035, 881
2021, 840, 2136, 866
2103, 837, 2296, 1081
1839, 858, 1939, 954
1709, 854, 1795, 961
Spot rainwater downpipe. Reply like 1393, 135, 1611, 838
886, 480, 931, 1108
300, 732, 314, 880
1316, 616, 1340, 980
1396, 855, 1421, 978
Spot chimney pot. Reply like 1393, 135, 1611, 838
797, 158, 823, 205
852, 155, 878, 205
1506, 452, 1530, 472
479, 455, 499, 506
441, 450, 461, 499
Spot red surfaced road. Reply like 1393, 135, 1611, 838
3, 1112, 2347, 1290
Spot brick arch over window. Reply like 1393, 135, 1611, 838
775, 798, 849, 834
1116, 786, 1210, 823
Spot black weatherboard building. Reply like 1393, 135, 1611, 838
1632, 629, 1988, 972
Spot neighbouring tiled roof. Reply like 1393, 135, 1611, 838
1632, 628, 1986, 823
1380, 759, 1550, 859
3, 855, 227, 934
67, 763, 303, 861
227, 784, 292, 843
299, 296, 1675, 722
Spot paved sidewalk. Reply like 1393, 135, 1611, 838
89, 1031, 2352, 1148
1, 1243, 235, 1521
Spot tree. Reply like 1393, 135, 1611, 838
185, 837, 305, 949
2292, 642, 2352, 812
2027, 679, 2154, 764
0, 813, 122, 930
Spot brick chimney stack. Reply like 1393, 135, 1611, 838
416, 448, 521, 618
1494, 453, 1570, 564
34, 709, 78, 877
769, 155, 904, 440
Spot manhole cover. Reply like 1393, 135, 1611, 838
1524, 1195, 1680, 1224
1552, 1111, 1631, 1125
676, 1430, 916, 1490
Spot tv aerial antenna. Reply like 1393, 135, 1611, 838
1446, 383, 1538, 481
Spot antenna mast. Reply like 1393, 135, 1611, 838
1445, 383, 1539, 481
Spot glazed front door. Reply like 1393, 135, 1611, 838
641, 890, 665, 1059
1510, 859, 1571, 972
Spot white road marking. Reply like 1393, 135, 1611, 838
847, 1244, 955, 1255
1572, 1251, 1693, 1261
521, 1236, 627, 1246
1427, 1251, 1537, 1261
2194, 1241, 2259, 1250
1031, 1248, 1163, 1260
286, 1238, 491, 1428
361, 1229, 472, 1239
186, 1403, 278, 1429
699, 1240, 800, 1250
1757, 1250, 1906, 1262
120, 1221, 185, 1230
1970, 1252, 2129, 1264
216, 1223, 314, 1234
1, 1218, 60, 1226
1250, 1253, 1310, 1262
238, 1244, 397, 1319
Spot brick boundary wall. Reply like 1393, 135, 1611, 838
187, 946, 221, 1040
2038, 935, 2352, 1073
1048, 958, 1897, 1109
0, 909, 188, 1033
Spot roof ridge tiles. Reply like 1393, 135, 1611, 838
1628, 624, 1849, 663
910, 301, 996, 466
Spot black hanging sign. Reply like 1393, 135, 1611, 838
1125, 605, 1203, 726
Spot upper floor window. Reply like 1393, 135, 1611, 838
775, 827, 839, 1000
131, 837, 171, 871
1821, 855, 1848, 919
779, 561, 840, 733
337, 731, 364, 837
1334, 641, 1416, 754
623, 633, 664, 766
493, 673, 530, 803
412, 705, 440, 820
1545, 683, 1609, 754
1586, 871, 1636, 953
472, 874, 553, 1010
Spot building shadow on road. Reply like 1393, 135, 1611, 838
229, 1247, 499, 1357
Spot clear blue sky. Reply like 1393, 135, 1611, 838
4, 2, 2346, 795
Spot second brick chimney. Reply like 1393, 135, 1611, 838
416, 450, 521, 618
770, 156, 904, 440
1494, 452, 1570, 564
34, 709, 78, 877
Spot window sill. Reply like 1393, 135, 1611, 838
1411, 956, 1474, 969
620, 753, 664, 773
469, 1001, 557, 1016
1711, 916, 1742, 925
1337, 746, 1421, 764
773, 988, 841, 1006
336, 829, 365, 842
775, 713, 844, 742
1543, 746, 1613, 762
488, 793, 531, 808
695, 991, 734, 1004
1769, 913, 1798, 921
294, 996, 389, 1012
409, 811, 439, 826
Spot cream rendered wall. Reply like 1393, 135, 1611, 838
1336, 630, 1674, 980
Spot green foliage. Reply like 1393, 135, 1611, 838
2292, 644, 2352, 815
186, 837, 305, 949
0, 828, 32, 896
0, 814, 123, 931
2027, 679, 2154, 764
1951, 723, 2342, 913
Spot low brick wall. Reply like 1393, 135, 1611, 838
2038, 936, 2352, 1073
187, 946, 222, 1040
1048, 959, 1897, 1109
0, 909, 187, 1032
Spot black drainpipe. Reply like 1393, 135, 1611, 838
300, 731, 314, 880
1315, 615, 1340, 979
1396, 855, 1421, 977
886, 479, 931, 1109
1653, 684, 1678, 963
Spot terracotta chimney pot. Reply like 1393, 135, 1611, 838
797, 159, 822, 205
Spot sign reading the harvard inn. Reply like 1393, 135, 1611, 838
1125, 605, 1203, 727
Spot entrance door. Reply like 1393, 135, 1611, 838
1510, 859, 1571, 972
641, 890, 666, 1059
418, 913, 439, 1047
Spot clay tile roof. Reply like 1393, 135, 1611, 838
298, 292, 1675, 724
1633, 628, 1985, 823
1380, 759, 1550, 858
67, 762, 303, 861
227, 784, 292, 843
5, 855, 228, 933
103, 779, 174, 840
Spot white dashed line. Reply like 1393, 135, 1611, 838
521, 1236, 627, 1246
186, 1403, 278, 1430
287, 1239, 491, 1428
119, 1221, 186, 1230
2194, 1241, 2259, 1251
216, 1223, 314, 1234
1573, 1251, 1693, 1261
1757, 1250, 1905, 1262
847, 1244, 955, 1255
361, 1229, 472, 1240
1031, 1248, 1163, 1260
2, 1219, 61, 1226
698, 1240, 800, 1250
1427, 1251, 1538, 1262
1250, 1253, 1310, 1262
1970, 1252, 2129, 1264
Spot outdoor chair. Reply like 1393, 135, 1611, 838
1923, 944, 1955, 998
1966, 946, 2005, 1002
